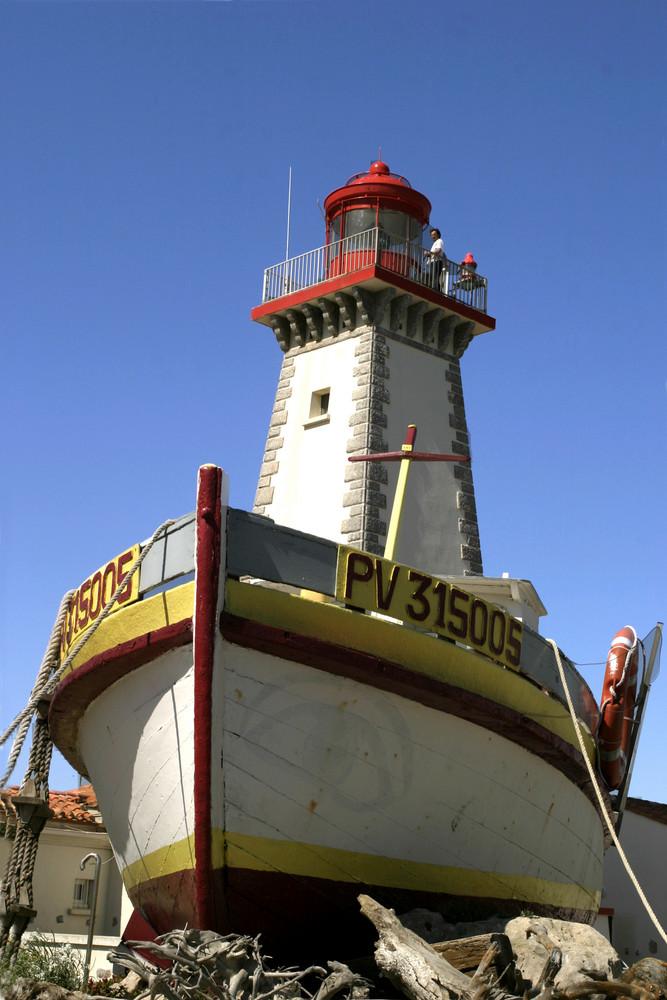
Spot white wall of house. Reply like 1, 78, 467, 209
0, 818, 130, 977
602, 807, 667, 962
40, 824, 124, 936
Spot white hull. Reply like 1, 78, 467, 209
49, 471, 607, 958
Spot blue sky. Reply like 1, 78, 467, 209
1, 1, 665, 805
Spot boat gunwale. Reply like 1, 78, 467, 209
54, 505, 600, 741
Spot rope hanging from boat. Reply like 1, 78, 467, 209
0, 518, 176, 786
0, 518, 174, 968
0, 593, 73, 791
548, 637, 667, 947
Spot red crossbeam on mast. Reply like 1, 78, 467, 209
347, 425, 470, 560
350, 450, 469, 463
348, 426, 470, 465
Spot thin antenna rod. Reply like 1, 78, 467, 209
285, 166, 292, 261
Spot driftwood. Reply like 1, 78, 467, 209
358, 896, 662, 1000
108, 929, 370, 1000
433, 935, 517, 991
358, 896, 516, 1000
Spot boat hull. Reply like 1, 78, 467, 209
49, 469, 606, 960
53, 609, 604, 960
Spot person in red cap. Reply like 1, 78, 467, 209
460, 253, 478, 285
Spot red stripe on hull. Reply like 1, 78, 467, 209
128, 868, 198, 939
128, 865, 594, 964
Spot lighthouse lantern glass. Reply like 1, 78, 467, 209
379, 209, 421, 243
328, 208, 420, 245
343, 208, 376, 238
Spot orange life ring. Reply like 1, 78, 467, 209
598, 626, 638, 790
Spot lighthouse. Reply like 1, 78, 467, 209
250, 160, 495, 578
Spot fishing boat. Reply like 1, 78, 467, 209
43, 162, 658, 960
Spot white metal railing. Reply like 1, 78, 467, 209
261, 227, 488, 314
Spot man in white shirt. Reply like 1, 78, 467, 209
425, 227, 446, 291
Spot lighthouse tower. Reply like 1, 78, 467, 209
250, 161, 495, 578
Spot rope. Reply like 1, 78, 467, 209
0, 517, 175, 967
548, 637, 667, 945
0, 518, 175, 788
0, 593, 73, 789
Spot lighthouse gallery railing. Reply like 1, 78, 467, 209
261, 227, 488, 314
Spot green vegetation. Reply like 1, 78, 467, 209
1, 932, 84, 991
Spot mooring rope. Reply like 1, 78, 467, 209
0, 517, 175, 966
0, 518, 175, 788
548, 637, 667, 946
0, 592, 73, 792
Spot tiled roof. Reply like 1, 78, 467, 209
626, 797, 667, 825
0, 784, 105, 829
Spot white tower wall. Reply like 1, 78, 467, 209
254, 290, 483, 578
260, 338, 358, 541
382, 338, 471, 575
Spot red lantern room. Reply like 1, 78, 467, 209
323, 160, 431, 247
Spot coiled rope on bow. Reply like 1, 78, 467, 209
549, 637, 667, 946
0, 518, 174, 966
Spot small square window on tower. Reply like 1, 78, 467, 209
305, 388, 331, 427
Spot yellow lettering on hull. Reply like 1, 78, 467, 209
61, 545, 141, 657
336, 547, 522, 671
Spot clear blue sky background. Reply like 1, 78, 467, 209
1, 2, 665, 807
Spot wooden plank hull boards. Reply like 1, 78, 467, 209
47, 475, 606, 962
53, 615, 603, 960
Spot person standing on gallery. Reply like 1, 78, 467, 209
425, 228, 446, 290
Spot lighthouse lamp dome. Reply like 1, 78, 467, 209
324, 159, 431, 246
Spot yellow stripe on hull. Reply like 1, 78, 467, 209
62, 581, 195, 679
121, 828, 599, 916
122, 833, 196, 891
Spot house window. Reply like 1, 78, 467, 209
72, 878, 92, 910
